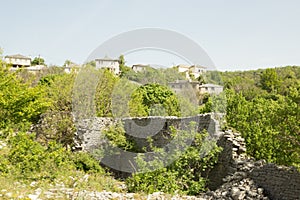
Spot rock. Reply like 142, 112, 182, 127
35, 188, 42, 195
257, 188, 264, 194
238, 146, 246, 154
30, 181, 37, 187
5, 192, 12, 198
28, 194, 39, 200
231, 188, 246, 200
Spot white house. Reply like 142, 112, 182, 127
176, 64, 191, 80
64, 62, 80, 74
199, 84, 223, 95
95, 56, 120, 75
176, 64, 207, 80
5, 54, 48, 73
132, 64, 149, 72
189, 65, 207, 79
5, 54, 31, 68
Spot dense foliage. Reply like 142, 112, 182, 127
122, 65, 186, 85
0, 64, 50, 132
222, 66, 300, 168
31, 57, 46, 66
0, 50, 299, 196
129, 83, 181, 117
125, 127, 222, 195
101, 122, 222, 195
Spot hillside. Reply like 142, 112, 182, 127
0, 58, 299, 199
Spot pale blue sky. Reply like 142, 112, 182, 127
1, 0, 300, 71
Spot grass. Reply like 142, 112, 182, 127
0, 138, 126, 199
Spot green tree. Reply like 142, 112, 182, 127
129, 83, 181, 117
118, 55, 133, 78
31, 56, 45, 66
34, 72, 76, 147
0, 63, 50, 132
95, 69, 119, 117
226, 89, 300, 168
260, 68, 281, 92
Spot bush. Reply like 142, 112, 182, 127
129, 83, 181, 117
34, 111, 76, 148
71, 152, 105, 173
1, 132, 105, 180
125, 125, 222, 195
0, 65, 50, 132
7, 132, 72, 179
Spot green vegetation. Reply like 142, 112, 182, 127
31, 57, 46, 66
0, 50, 299, 197
126, 127, 222, 195
0, 131, 123, 198
221, 66, 300, 168
121, 64, 186, 85
0, 64, 50, 132
129, 83, 181, 117
99, 121, 222, 195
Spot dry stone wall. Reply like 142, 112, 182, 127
208, 129, 300, 200
75, 114, 300, 200
75, 114, 218, 152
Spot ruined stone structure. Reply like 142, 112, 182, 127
75, 114, 300, 200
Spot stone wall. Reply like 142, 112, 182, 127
250, 164, 300, 200
209, 129, 300, 200
122, 114, 217, 150
75, 114, 300, 199
75, 114, 218, 152
74, 117, 116, 151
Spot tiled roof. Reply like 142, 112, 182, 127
5, 54, 31, 60
200, 83, 223, 88
95, 56, 119, 62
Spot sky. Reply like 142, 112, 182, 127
1, 0, 300, 71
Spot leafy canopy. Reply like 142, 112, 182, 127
129, 83, 181, 117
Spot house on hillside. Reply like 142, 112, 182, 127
176, 64, 207, 80
168, 81, 224, 105
95, 56, 120, 75
168, 80, 200, 94
177, 64, 190, 73
25, 65, 47, 73
5, 54, 47, 73
199, 83, 223, 95
64, 61, 80, 74
132, 64, 150, 72
189, 65, 207, 79
5, 54, 31, 68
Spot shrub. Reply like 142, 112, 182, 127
129, 83, 181, 117
125, 125, 222, 195
0, 65, 50, 132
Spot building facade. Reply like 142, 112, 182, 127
176, 64, 207, 80
4, 54, 31, 68
95, 56, 120, 75
199, 83, 223, 95
132, 64, 150, 73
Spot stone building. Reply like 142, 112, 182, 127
199, 83, 223, 95
176, 64, 207, 80
5, 54, 47, 73
95, 56, 120, 75
132, 64, 150, 72
5, 54, 31, 68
